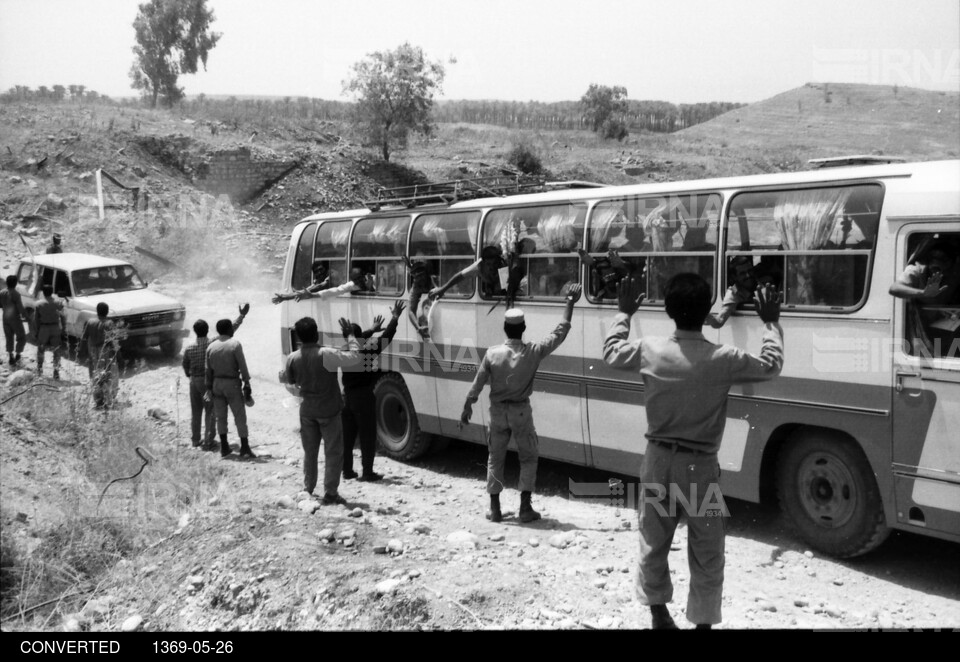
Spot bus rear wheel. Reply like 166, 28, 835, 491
776, 430, 889, 558
374, 373, 432, 461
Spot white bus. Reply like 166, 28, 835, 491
277, 161, 960, 558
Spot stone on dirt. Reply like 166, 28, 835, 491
6, 370, 34, 389
386, 539, 404, 554
121, 615, 143, 632
375, 578, 402, 596
276, 495, 295, 509
446, 531, 479, 548
298, 499, 319, 514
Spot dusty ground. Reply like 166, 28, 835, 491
3, 278, 958, 632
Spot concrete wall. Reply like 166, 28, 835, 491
199, 147, 298, 203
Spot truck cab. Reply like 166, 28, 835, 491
15, 253, 188, 357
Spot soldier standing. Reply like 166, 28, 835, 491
603, 273, 783, 629
35, 284, 65, 380
46, 234, 63, 254
183, 305, 248, 449
81, 302, 119, 408
460, 284, 582, 523
1, 275, 27, 365
204, 318, 255, 458
281, 317, 360, 504
341, 300, 405, 481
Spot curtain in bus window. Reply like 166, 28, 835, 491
410, 212, 480, 298
483, 204, 585, 300
775, 188, 851, 306
728, 185, 881, 310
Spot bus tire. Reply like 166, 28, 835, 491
374, 373, 432, 461
776, 430, 889, 558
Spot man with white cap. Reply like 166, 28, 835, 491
460, 283, 582, 523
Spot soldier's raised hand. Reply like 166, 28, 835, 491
338, 317, 354, 337
755, 283, 782, 324
391, 299, 406, 319
617, 275, 646, 316
371, 315, 385, 333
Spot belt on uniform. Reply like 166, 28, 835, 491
212, 374, 240, 380
647, 438, 714, 456
492, 398, 530, 406
39, 322, 61, 326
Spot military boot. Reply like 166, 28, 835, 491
486, 494, 502, 523
518, 491, 541, 523
219, 434, 232, 458
239, 438, 256, 459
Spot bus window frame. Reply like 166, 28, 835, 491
349, 214, 412, 298
896, 228, 960, 366
723, 183, 884, 314
313, 219, 353, 290
409, 210, 481, 300
477, 202, 586, 304
584, 193, 722, 307
291, 222, 320, 292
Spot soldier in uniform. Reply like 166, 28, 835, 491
81, 302, 119, 408
35, 284, 65, 380
603, 273, 783, 629
460, 284, 582, 524
1, 274, 27, 365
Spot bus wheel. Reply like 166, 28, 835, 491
776, 431, 889, 558
374, 373, 432, 461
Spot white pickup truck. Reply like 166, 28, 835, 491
14, 253, 188, 358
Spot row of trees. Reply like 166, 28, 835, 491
434, 97, 743, 134
2, 85, 109, 103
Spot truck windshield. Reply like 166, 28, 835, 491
73, 265, 146, 295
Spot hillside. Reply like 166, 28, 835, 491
675, 82, 960, 166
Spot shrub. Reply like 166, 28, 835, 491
602, 118, 629, 142
506, 142, 543, 175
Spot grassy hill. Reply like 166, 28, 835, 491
676, 82, 959, 162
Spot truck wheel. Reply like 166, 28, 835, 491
374, 373, 432, 461
160, 336, 182, 358
776, 430, 889, 558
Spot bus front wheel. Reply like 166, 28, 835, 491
374, 373, 432, 461
776, 431, 889, 558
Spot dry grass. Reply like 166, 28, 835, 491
0, 383, 224, 626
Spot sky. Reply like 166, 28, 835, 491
1, 0, 958, 104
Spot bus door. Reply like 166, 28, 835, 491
892, 225, 960, 538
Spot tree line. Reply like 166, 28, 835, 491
433, 99, 743, 133
2, 85, 108, 104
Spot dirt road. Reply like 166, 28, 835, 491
24, 279, 960, 631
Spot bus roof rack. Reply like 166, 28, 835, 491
363, 175, 604, 211
808, 155, 907, 169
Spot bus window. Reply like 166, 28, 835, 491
900, 232, 960, 360
351, 216, 410, 296
587, 193, 720, 304
727, 184, 882, 311
314, 221, 351, 288
482, 203, 585, 301
292, 223, 319, 291
409, 211, 480, 298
